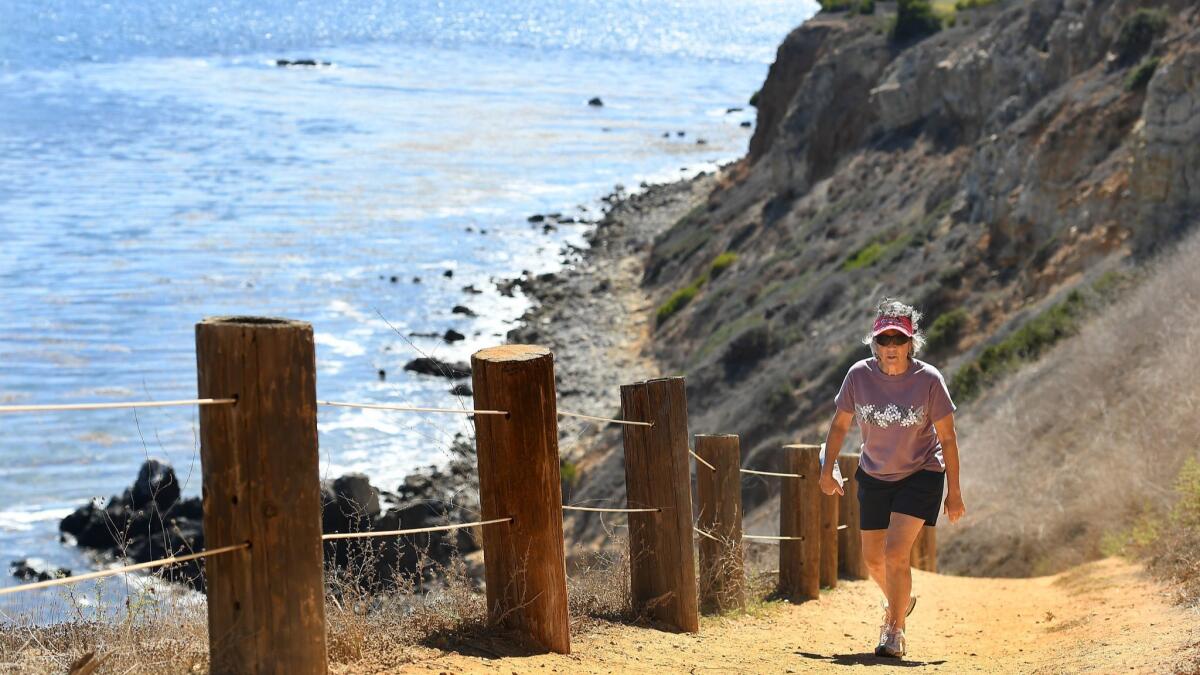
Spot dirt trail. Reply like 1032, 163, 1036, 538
401, 557, 1200, 673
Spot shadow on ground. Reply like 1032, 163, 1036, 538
797, 650, 948, 667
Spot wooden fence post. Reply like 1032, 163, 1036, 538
837, 453, 868, 580
912, 527, 937, 572
196, 316, 327, 674
695, 434, 743, 614
779, 444, 820, 602
471, 345, 570, 654
820, 466, 838, 589
620, 377, 699, 632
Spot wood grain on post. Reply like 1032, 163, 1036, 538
620, 377, 699, 632
837, 453, 868, 579
196, 316, 327, 675
695, 434, 744, 614
912, 526, 938, 572
778, 444, 821, 602
471, 345, 570, 654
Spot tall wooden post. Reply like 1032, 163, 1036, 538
620, 377, 699, 632
695, 434, 743, 614
912, 527, 937, 572
471, 345, 570, 654
837, 453, 868, 579
779, 444, 820, 602
196, 316, 327, 674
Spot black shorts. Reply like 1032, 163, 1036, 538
856, 466, 945, 530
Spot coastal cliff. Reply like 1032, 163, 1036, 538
521, 0, 1200, 576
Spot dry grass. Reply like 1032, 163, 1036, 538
942, 229, 1200, 588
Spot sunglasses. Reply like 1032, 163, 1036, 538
873, 333, 911, 347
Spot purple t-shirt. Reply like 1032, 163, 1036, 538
834, 357, 956, 481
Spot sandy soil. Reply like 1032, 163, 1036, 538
398, 557, 1200, 673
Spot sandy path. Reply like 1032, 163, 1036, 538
401, 557, 1200, 673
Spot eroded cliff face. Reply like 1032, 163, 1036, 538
621, 0, 1199, 565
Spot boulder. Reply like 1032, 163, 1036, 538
403, 357, 471, 379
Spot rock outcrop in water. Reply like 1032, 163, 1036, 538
60, 451, 482, 590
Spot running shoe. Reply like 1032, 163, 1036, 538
878, 626, 906, 658
874, 617, 894, 656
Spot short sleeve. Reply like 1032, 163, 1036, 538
834, 369, 856, 414
928, 369, 956, 422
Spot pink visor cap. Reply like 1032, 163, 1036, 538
872, 315, 914, 337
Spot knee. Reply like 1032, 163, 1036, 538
884, 543, 911, 568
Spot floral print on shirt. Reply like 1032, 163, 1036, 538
855, 403, 926, 429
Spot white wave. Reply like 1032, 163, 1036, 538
0, 507, 74, 532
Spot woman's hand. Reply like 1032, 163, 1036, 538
943, 490, 966, 524
819, 471, 844, 496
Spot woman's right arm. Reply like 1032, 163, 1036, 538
819, 409, 855, 495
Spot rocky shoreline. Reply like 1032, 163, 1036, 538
34, 171, 718, 587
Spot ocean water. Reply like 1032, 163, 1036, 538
0, 0, 817, 605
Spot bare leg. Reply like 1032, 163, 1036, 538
883, 512, 926, 631
861, 529, 888, 595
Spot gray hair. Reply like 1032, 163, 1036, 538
860, 297, 926, 358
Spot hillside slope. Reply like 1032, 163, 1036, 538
550, 0, 1200, 568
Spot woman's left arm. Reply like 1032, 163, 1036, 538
933, 412, 966, 523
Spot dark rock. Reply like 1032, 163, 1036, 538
542, 223, 557, 233
676, 131, 685, 137
390, 276, 399, 283
450, 384, 473, 396
527, 214, 545, 223
588, 97, 604, 107
131, 458, 180, 511
451, 305, 477, 317
443, 269, 454, 278
726, 107, 744, 113
10, 559, 71, 582
740, 121, 753, 128
413, 276, 421, 283
462, 284, 482, 294
443, 329, 466, 343
408, 331, 440, 338
378, 368, 387, 381
275, 59, 331, 67
403, 357, 471, 379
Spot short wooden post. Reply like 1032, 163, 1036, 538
837, 453, 868, 579
695, 434, 744, 614
196, 316, 327, 674
912, 526, 937, 572
779, 444, 821, 601
620, 377, 699, 632
819, 471, 838, 589
471, 345, 570, 654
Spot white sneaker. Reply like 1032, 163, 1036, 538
879, 594, 917, 618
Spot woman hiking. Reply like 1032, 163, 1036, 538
819, 298, 966, 659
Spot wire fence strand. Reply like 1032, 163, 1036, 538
318, 400, 507, 416
694, 527, 719, 542
320, 517, 512, 541
689, 450, 716, 471
742, 534, 804, 541
557, 409, 652, 427
562, 505, 660, 513
740, 468, 804, 478
0, 398, 236, 414
0, 542, 249, 596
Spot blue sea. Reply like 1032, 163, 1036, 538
0, 0, 816, 608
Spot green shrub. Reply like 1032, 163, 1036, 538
842, 233, 913, 271
858, 0, 876, 14
748, 89, 761, 108
950, 289, 1090, 401
924, 308, 969, 354
710, 252, 738, 278
1114, 8, 1168, 66
891, 0, 942, 43
1126, 56, 1160, 91
954, 0, 999, 9
656, 274, 708, 326
818, 0, 854, 11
